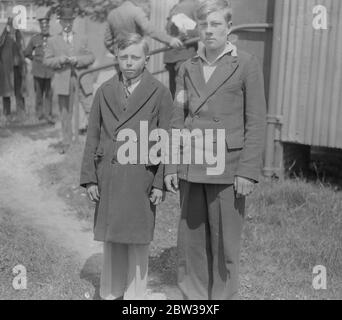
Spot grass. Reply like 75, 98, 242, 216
17, 141, 342, 299
0, 208, 94, 300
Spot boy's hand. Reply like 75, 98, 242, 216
234, 176, 255, 198
165, 174, 178, 194
86, 183, 100, 202
149, 188, 164, 206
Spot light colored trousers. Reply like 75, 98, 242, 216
57, 76, 92, 145
100, 242, 149, 300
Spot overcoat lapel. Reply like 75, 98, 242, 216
116, 70, 158, 131
188, 54, 239, 115
102, 75, 124, 121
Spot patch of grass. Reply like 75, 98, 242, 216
0, 209, 94, 300
241, 179, 342, 300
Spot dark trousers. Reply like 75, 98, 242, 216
165, 63, 177, 99
177, 180, 245, 300
34, 77, 52, 119
2, 66, 25, 116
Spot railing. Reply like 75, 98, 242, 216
74, 23, 273, 142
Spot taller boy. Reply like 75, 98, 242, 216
165, 0, 267, 300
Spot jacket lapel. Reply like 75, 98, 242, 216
116, 70, 158, 131
190, 54, 239, 115
102, 75, 124, 121
187, 57, 206, 97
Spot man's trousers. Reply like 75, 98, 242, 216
178, 180, 245, 300
57, 76, 92, 145
34, 77, 53, 119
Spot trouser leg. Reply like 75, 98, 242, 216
34, 77, 44, 118
44, 78, 53, 118
206, 184, 245, 300
124, 244, 149, 300
2, 97, 11, 116
13, 66, 25, 116
166, 63, 176, 99
40, 77, 53, 119
58, 94, 72, 145
177, 181, 212, 300
177, 181, 245, 300
100, 242, 128, 300
79, 91, 92, 130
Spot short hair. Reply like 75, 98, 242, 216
195, 0, 233, 24
115, 33, 150, 56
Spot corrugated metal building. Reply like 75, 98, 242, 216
264, 0, 342, 177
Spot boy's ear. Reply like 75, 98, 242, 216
145, 55, 150, 64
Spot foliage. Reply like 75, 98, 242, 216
33, 0, 150, 22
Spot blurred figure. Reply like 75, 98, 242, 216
104, 0, 183, 56
0, 17, 27, 122
24, 7, 55, 125
44, 7, 95, 154
164, 0, 199, 98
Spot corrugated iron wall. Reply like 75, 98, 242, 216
273, 0, 342, 149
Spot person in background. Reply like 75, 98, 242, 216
0, 17, 27, 123
164, 0, 200, 98
165, 0, 267, 300
104, 0, 183, 57
80, 33, 173, 300
44, 7, 95, 154
24, 7, 55, 125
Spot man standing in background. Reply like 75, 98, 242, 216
24, 7, 55, 125
104, 0, 183, 56
44, 7, 95, 154
0, 16, 27, 123
164, 0, 199, 98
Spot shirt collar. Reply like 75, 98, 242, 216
122, 71, 144, 87
197, 41, 237, 65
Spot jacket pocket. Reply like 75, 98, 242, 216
226, 130, 244, 150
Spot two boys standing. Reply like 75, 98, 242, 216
81, 0, 266, 300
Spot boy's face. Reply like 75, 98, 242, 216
197, 11, 232, 51
117, 43, 148, 80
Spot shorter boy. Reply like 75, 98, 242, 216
80, 33, 173, 300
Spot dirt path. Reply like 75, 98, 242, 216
0, 126, 103, 263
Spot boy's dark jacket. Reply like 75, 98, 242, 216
80, 69, 173, 244
165, 50, 267, 183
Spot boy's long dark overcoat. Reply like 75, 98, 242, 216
80, 70, 173, 244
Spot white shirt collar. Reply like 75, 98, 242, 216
197, 41, 237, 66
